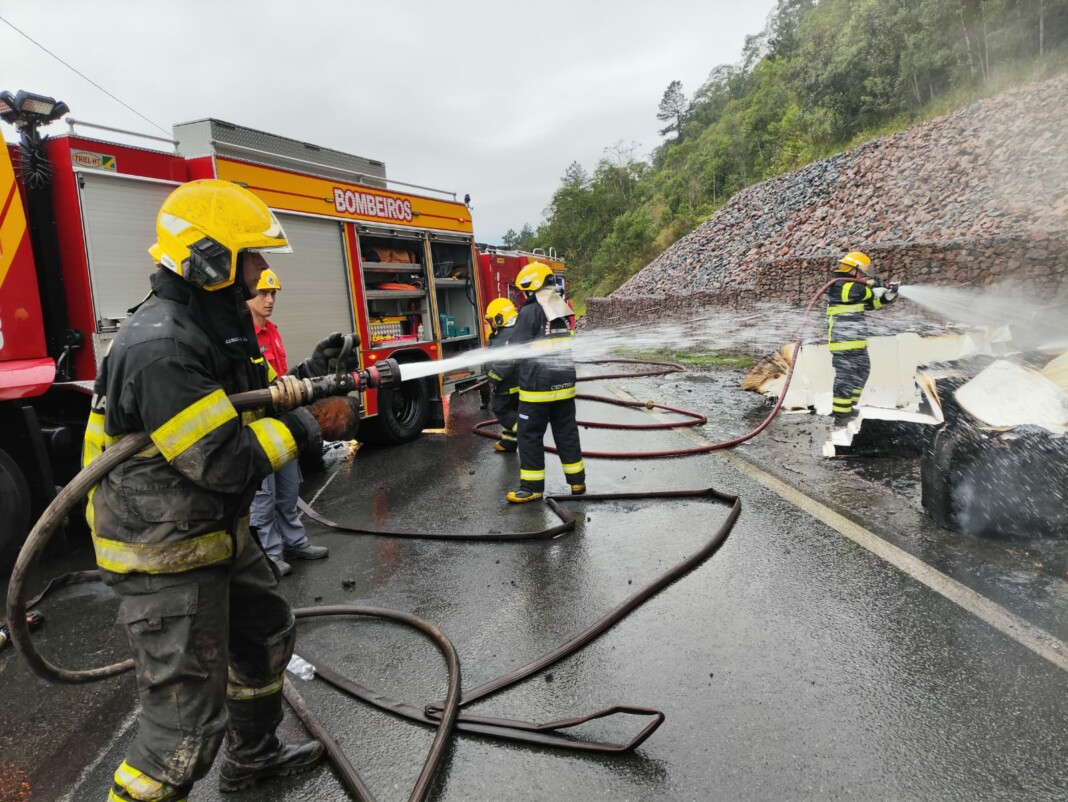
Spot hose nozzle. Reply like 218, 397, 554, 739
358, 357, 399, 390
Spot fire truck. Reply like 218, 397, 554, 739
0, 92, 494, 566
478, 247, 567, 311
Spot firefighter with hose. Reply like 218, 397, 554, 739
483, 297, 521, 453
83, 179, 362, 801
506, 262, 586, 503
826, 251, 898, 425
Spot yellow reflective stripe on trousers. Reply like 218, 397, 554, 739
519, 387, 576, 403
92, 530, 232, 574
562, 460, 585, 475
151, 389, 237, 461
520, 469, 545, 482
113, 760, 173, 802
227, 668, 284, 700
828, 339, 867, 351
248, 418, 298, 471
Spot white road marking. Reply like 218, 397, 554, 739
600, 382, 1068, 673
55, 708, 138, 802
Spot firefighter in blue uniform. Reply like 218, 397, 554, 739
826, 251, 898, 424
506, 263, 585, 503
83, 179, 361, 801
483, 297, 521, 452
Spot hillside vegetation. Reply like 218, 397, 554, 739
502, 0, 1068, 301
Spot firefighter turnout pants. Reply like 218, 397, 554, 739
831, 347, 871, 419
491, 390, 520, 451
104, 525, 296, 801
516, 398, 585, 493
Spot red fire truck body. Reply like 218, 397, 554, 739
1, 115, 493, 564
478, 247, 567, 311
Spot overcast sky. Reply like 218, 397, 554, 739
1, 1, 776, 244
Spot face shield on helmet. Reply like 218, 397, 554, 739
836, 251, 873, 276
256, 268, 282, 292
485, 298, 518, 329
148, 179, 292, 291
515, 262, 554, 293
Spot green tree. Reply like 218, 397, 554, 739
500, 0, 1068, 303
657, 80, 690, 141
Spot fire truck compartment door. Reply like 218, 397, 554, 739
257, 213, 354, 366
78, 172, 178, 325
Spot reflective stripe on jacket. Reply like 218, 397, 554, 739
826, 279, 886, 352
511, 296, 576, 404
84, 269, 316, 575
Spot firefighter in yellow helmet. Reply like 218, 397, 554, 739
483, 297, 521, 452
826, 251, 898, 424
85, 179, 361, 801
506, 262, 585, 502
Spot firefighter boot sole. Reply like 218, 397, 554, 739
219, 740, 325, 793
506, 490, 543, 503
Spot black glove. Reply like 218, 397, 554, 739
871, 276, 885, 289
293, 332, 361, 378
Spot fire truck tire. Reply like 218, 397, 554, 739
0, 448, 32, 571
361, 377, 432, 446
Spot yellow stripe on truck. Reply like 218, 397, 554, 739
0, 146, 30, 291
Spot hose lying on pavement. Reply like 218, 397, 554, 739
292, 487, 739, 754
4, 411, 739, 798
473, 278, 845, 458
7, 277, 844, 796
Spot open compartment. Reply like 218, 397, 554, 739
358, 230, 431, 347
429, 237, 481, 356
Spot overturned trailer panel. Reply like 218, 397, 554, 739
745, 330, 1068, 538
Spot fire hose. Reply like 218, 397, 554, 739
2, 350, 739, 801
4, 278, 841, 800
472, 278, 849, 458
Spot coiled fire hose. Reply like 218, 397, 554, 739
2, 349, 742, 801
473, 278, 846, 458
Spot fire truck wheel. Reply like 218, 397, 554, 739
361, 377, 432, 446
0, 448, 32, 571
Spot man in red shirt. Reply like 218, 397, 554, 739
247, 269, 329, 576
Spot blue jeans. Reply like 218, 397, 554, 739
250, 460, 309, 559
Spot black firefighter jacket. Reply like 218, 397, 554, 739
511, 295, 576, 404
84, 269, 317, 575
825, 278, 893, 352
485, 324, 520, 396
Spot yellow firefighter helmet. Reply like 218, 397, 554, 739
515, 261, 554, 292
148, 179, 291, 291
836, 251, 873, 275
256, 268, 282, 291
485, 297, 518, 329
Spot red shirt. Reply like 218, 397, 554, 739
255, 319, 288, 376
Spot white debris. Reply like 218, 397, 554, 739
955, 360, 1068, 433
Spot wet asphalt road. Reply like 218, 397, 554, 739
2, 368, 1066, 801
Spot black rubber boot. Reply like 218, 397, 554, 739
218, 734, 325, 793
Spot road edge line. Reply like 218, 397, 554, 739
599, 382, 1068, 673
